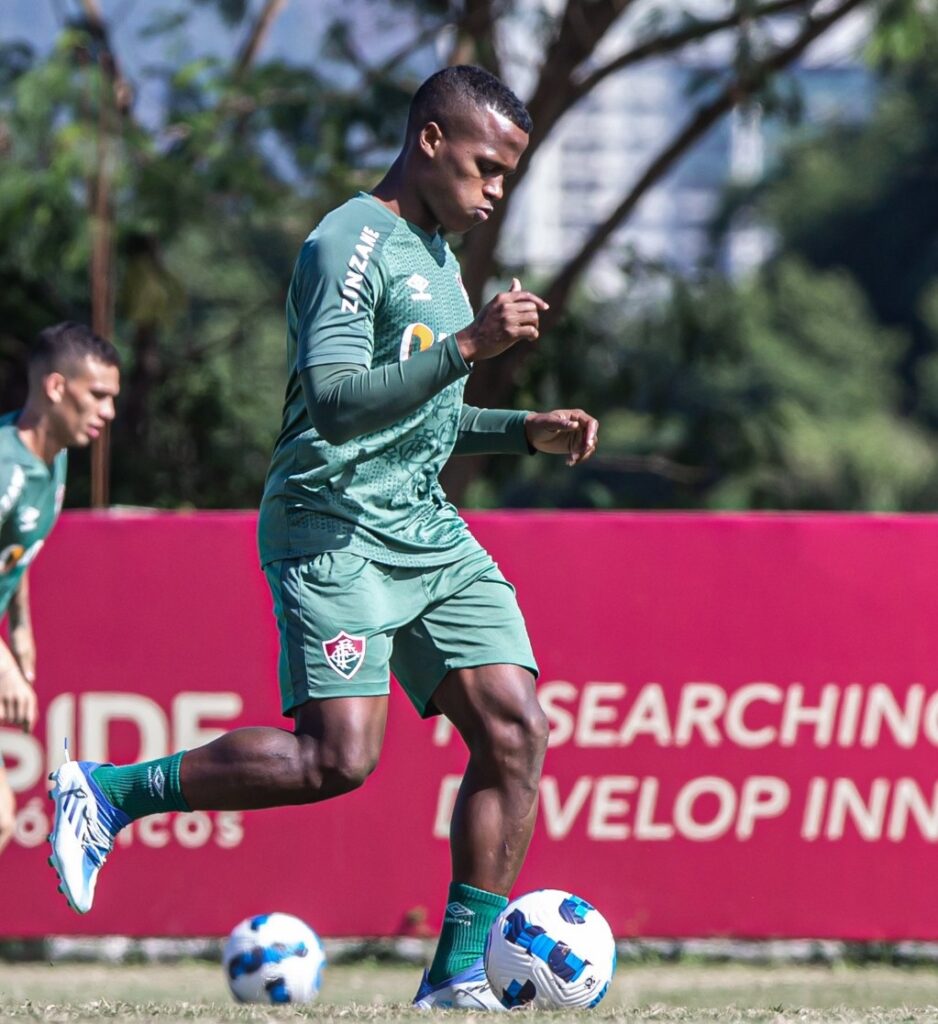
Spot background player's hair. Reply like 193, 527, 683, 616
407, 65, 533, 138
29, 321, 121, 379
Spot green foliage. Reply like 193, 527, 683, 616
0, 13, 403, 507
499, 257, 936, 511
3, 1, 936, 515
481, 4, 938, 513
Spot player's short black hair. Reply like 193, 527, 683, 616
406, 65, 533, 139
29, 321, 121, 378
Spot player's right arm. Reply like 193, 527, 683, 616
295, 220, 546, 444
454, 278, 549, 364
294, 220, 474, 445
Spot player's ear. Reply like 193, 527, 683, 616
418, 121, 444, 158
43, 371, 66, 405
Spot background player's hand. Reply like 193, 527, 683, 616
0, 643, 37, 732
456, 278, 548, 363
525, 409, 599, 466
0, 770, 15, 854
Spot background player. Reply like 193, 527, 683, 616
48, 66, 597, 1009
0, 322, 120, 853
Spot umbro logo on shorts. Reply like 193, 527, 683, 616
322, 630, 367, 680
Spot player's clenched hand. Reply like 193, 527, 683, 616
0, 645, 37, 733
525, 409, 599, 466
456, 278, 548, 363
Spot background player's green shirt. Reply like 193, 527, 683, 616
259, 193, 499, 567
0, 412, 67, 615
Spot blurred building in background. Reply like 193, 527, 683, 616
501, 5, 875, 290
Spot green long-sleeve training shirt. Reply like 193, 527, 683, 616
257, 193, 531, 568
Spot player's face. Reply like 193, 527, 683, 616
421, 107, 528, 234
50, 356, 120, 447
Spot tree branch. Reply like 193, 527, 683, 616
79, 0, 133, 113
461, 0, 636, 302
572, 0, 812, 101
459, 0, 837, 306
447, 0, 504, 77
540, 0, 869, 323
235, 0, 289, 78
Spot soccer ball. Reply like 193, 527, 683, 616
222, 912, 326, 1004
484, 889, 616, 1009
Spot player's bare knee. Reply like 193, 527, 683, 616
311, 744, 380, 798
486, 700, 549, 778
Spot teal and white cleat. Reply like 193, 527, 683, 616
47, 747, 129, 914
413, 958, 506, 1011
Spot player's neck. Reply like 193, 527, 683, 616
15, 406, 63, 465
371, 160, 439, 236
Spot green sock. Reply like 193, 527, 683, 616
92, 751, 191, 821
427, 882, 508, 985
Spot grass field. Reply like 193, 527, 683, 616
2, 960, 938, 1023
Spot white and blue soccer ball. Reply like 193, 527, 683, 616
484, 889, 616, 1009
222, 912, 326, 1004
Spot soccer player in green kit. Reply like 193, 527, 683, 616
0, 322, 120, 854
49, 66, 598, 1009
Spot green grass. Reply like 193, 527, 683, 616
2, 961, 938, 1022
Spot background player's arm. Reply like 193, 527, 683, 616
0, 627, 37, 732
0, 762, 15, 853
301, 335, 471, 445
7, 570, 35, 684
0, 463, 37, 732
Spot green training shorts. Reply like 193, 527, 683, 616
263, 546, 538, 718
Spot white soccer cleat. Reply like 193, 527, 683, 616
413, 958, 506, 1011
47, 748, 129, 914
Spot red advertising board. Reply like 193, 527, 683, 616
3, 511, 938, 940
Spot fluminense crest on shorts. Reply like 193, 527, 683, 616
322, 630, 366, 680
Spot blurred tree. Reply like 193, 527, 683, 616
728, 8, 938, 415
681, 2, 938, 508
0, 1, 409, 506
492, 258, 936, 511
0, 0, 889, 507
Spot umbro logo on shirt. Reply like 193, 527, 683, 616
406, 273, 432, 301
17, 506, 40, 532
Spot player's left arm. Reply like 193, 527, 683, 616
523, 409, 599, 466
453, 406, 532, 456
455, 406, 599, 465
6, 571, 35, 686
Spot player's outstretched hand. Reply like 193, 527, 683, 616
525, 409, 599, 466
456, 278, 548, 363
0, 646, 37, 733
